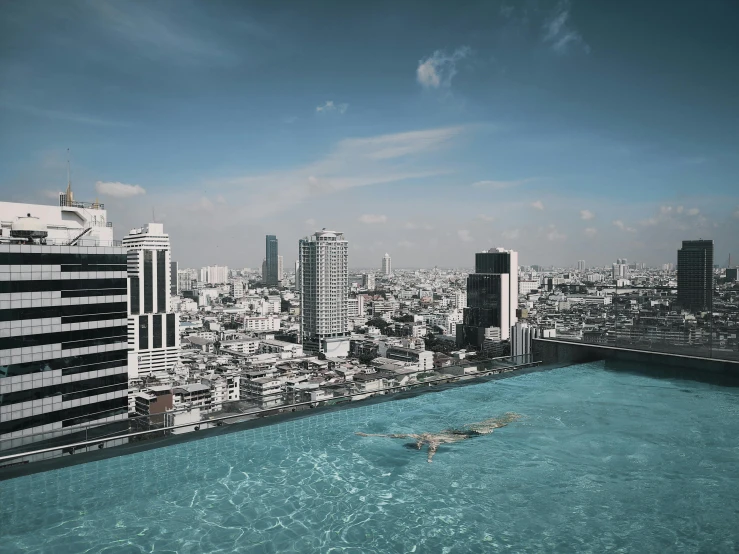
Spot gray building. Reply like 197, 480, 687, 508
265, 235, 279, 285
677, 239, 714, 312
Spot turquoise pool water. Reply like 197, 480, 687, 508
2, 362, 739, 553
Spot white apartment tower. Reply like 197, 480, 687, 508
123, 223, 180, 378
382, 253, 392, 276
299, 230, 349, 355
277, 255, 284, 282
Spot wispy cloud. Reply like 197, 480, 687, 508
477, 215, 495, 222
502, 229, 520, 240
405, 222, 434, 230
546, 225, 566, 241
358, 214, 387, 224
88, 1, 238, 65
613, 220, 636, 233
584, 227, 598, 237
208, 125, 465, 219
580, 209, 595, 220
316, 100, 348, 114
397, 240, 415, 248
472, 178, 534, 189
417, 46, 471, 89
542, 1, 590, 54
95, 181, 146, 198
457, 229, 473, 242
0, 101, 131, 127
531, 200, 545, 210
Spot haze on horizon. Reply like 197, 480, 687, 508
1, 0, 737, 270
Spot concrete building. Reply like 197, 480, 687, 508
299, 229, 349, 355
199, 265, 228, 285
243, 316, 280, 332
677, 239, 714, 312
123, 223, 180, 378
0, 199, 129, 454
230, 280, 244, 299
382, 253, 392, 277
170, 261, 179, 295
457, 247, 518, 348
511, 322, 555, 362
294, 260, 301, 290
577, 260, 585, 272
177, 270, 192, 293
363, 273, 376, 290
277, 255, 284, 283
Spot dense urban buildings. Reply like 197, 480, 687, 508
299, 230, 349, 355
0, 196, 129, 452
265, 235, 279, 285
123, 223, 180, 378
200, 265, 228, 285
677, 239, 714, 312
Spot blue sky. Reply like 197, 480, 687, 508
1, 0, 738, 269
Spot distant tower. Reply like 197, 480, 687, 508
60, 149, 75, 207
265, 235, 279, 285
677, 239, 714, 312
382, 253, 392, 276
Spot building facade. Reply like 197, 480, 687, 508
382, 253, 392, 277
457, 247, 518, 348
0, 203, 129, 454
677, 239, 714, 312
299, 230, 349, 354
265, 234, 279, 285
123, 223, 180, 378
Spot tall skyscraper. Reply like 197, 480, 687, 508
577, 260, 585, 272
277, 255, 284, 283
199, 265, 228, 285
294, 260, 301, 291
299, 230, 349, 355
456, 247, 518, 348
0, 197, 129, 454
265, 234, 279, 285
677, 239, 714, 312
123, 223, 180, 378
362, 273, 376, 290
382, 253, 392, 276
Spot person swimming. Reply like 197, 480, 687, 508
356, 412, 521, 463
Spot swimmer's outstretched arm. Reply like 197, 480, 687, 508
356, 432, 419, 439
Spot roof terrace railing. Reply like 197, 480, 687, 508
0, 355, 539, 468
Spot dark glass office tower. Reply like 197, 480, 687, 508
265, 235, 279, 285
677, 239, 714, 312
456, 248, 518, 349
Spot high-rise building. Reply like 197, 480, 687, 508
177, 270, 192, 292
299, 230, 349, 355
294, 260, 301, 291
265, 235, 279, 285
123, 223, 180, 378
0, 198, 129, 455
677, 239, 714, 312
170, 261, 178, 295
577, 260, 585, 272
362, 273, 376, 290
456, 247, 518, 348
277, 255, 284, 283
199, 265, 228, 285
382, 253, 392, 276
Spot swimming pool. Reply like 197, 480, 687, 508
2, 362, 738, 553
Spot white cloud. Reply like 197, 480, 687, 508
359, 214, 387, 224
471, 178, 533, 190
584, 227, 597, 237
676, 206, 684, 214
416, 46, 471, 89
457, 229, 473, 242
660, 205, 673, 215
733, 207, 739, 219
542, 1, 590, 54
405, 222, 434, 230
316, 100, 348, 114
580, 209, 594, 220
687, 208, 700, 216
477, 214, 495, 222
502, 229, 520, 240
613, 219, 636, 233
531, 200, 544, 210
546, 226, 566, 241
95, 181, 146, 198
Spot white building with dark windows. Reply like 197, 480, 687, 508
299, 229, 349, 355
0, 198, 129, 456
123, 223, 180, 378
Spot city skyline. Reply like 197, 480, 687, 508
1, 0, 738, 268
